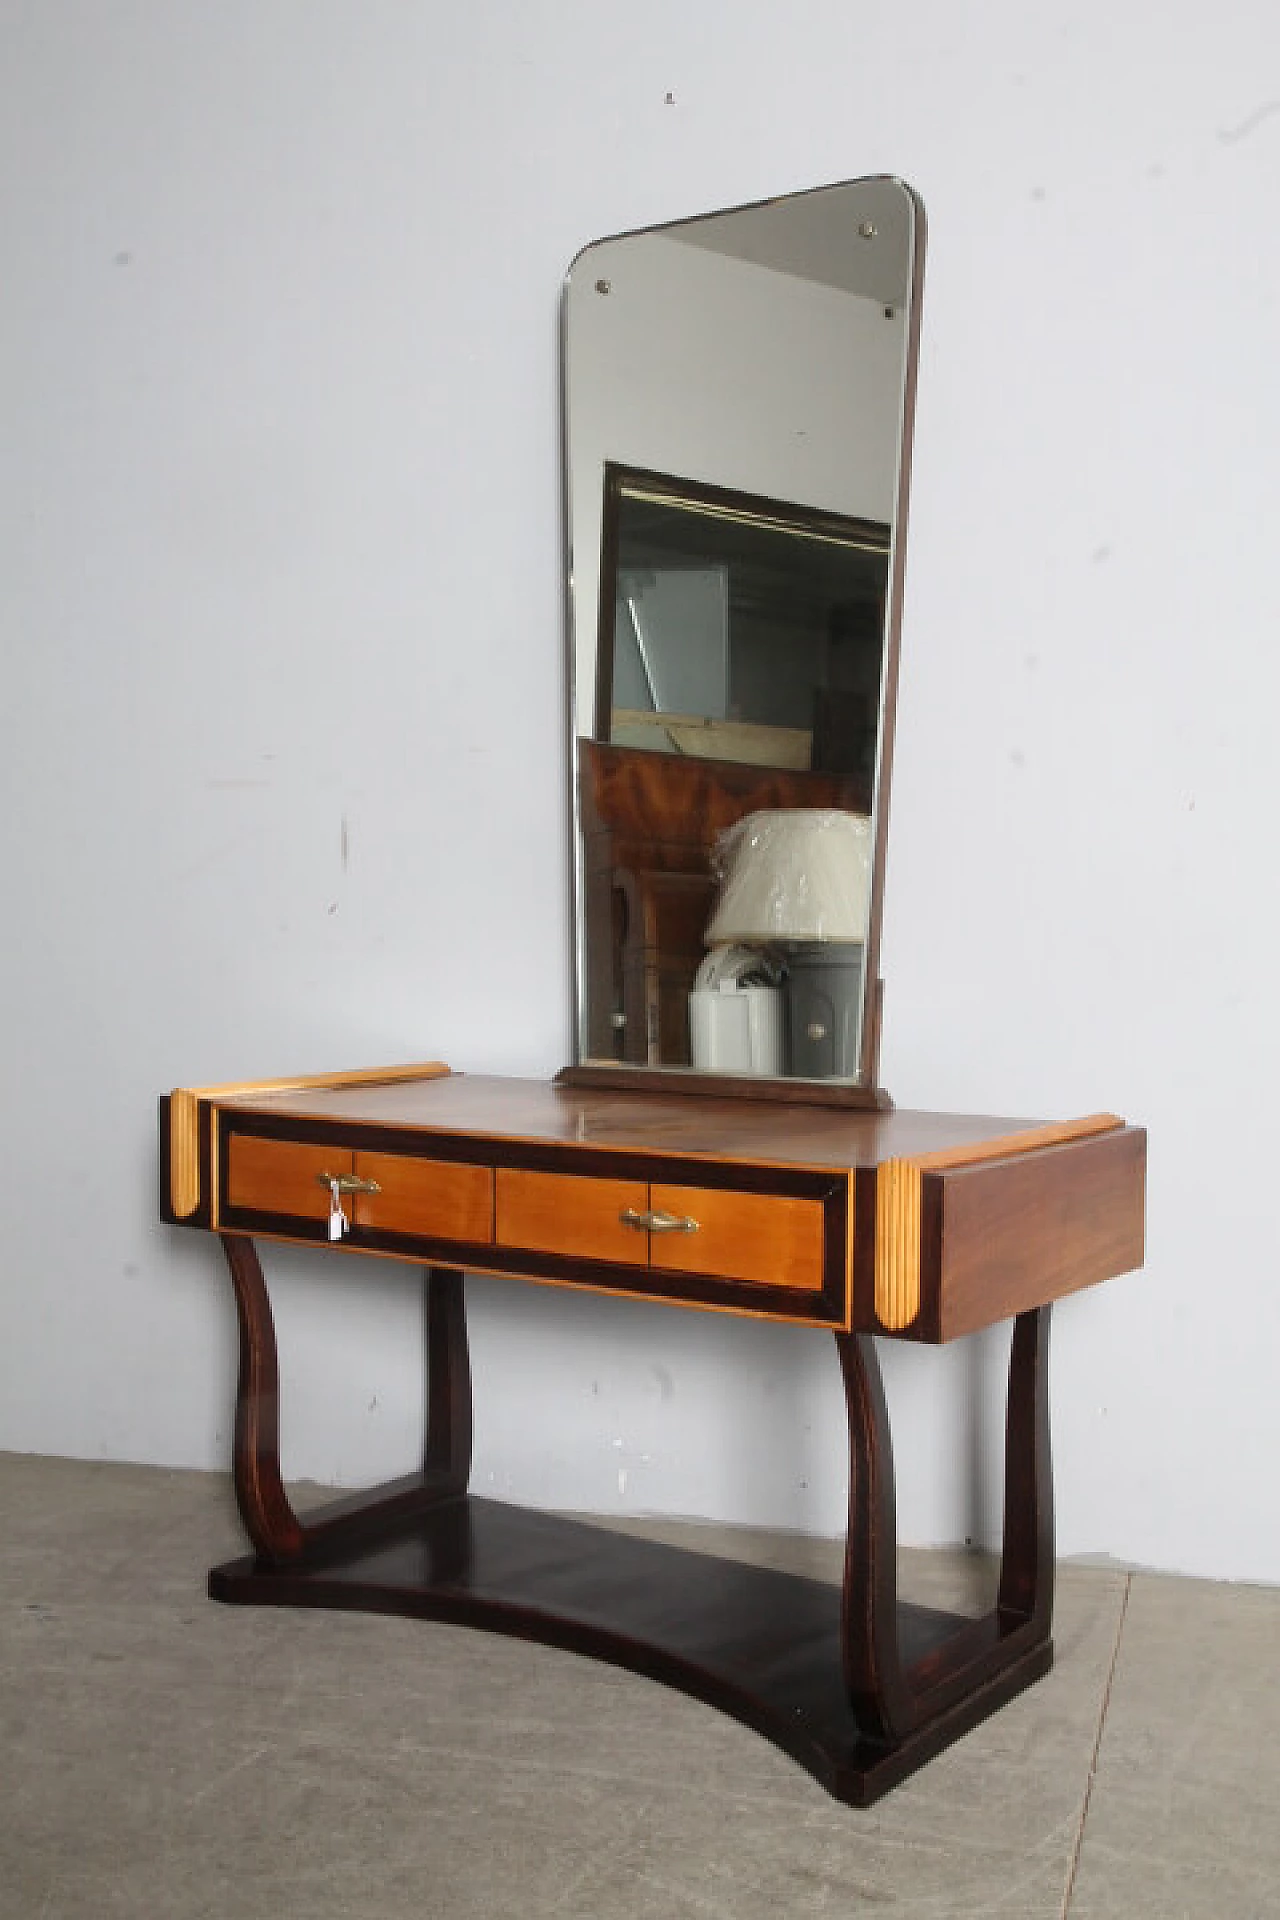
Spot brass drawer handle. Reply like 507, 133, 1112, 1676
620, 1207, 698, 1235
316, 1171, 382, 1197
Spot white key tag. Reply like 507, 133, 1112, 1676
327, 1178, 349, 1242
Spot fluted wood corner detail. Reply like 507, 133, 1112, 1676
169, 1089, 202, 1220
875, 1159, 923, 1331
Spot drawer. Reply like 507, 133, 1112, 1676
351, 1151, 492, 1244
495, 1168, 830, 1296
225, 1135, 350, 1223
495, 1169, 649, 1265
649, 1184, 826, 1293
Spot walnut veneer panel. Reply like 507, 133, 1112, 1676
928, 1126, 1146, 1342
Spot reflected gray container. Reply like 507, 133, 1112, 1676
786, 943, 864, 1079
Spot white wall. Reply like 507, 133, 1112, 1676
2, 0, 1276, 1583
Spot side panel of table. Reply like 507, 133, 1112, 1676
872, 1125, 1146, 1341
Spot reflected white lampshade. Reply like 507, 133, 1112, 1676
705, 809, 873, 946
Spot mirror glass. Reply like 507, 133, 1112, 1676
563, 177, 923, 1088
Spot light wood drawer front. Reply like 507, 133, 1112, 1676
649, 1185, 826, 1292
226, 1136, 350, 1222
352, 1152, 492, 1244
496, 1169, 649, 1266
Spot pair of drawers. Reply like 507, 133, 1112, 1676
495, 1167, 825, 1292
222, 1131, 844, 1319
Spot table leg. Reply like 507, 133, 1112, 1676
835, 1330, 915, 1741
834, 1304, 1055, 1750
424, 1266, 473, 1494
997, 1305, 1055, 1632
222, 1231, 303, 1561
219, 1235, 473, 1566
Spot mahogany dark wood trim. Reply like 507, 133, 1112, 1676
217, 1104, 848, 1191
157, 1096, 179, 1223
221, 1220, 851, 1330
221, 1106, 498, 1164
852, 1167, 880, 1326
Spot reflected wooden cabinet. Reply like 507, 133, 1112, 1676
579, 740, 869, 1066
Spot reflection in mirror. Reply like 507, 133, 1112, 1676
563, 178, 924, 1093
599, 465, 890, 787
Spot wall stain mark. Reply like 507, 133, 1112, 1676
1218, 101, 1279, 144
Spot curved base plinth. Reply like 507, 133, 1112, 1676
209, 1494, 1052, 1807
212, 1236, 1056, 1805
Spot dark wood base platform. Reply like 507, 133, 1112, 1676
203, 1235, 1062, 1807
210, 1492, 1053, 1807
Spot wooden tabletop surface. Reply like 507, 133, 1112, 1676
214, 1070, 1049, 1172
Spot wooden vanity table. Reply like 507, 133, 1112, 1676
161, 1065, 1143, 1805
161, 178, 1146, 1803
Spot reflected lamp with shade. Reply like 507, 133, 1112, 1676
692, 809, 873, 1079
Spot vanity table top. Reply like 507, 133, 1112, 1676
166, 1065, 1144, 1342
211, 1069, 1106, 1172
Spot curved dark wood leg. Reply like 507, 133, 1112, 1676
997, 1306, 1054, 1631
424, 1267, 472, 1492
834, 1307, 1056, 1758
222, 1232, 305, 1562
218, 1236, 472, 1568
835, 1331, 915, 1741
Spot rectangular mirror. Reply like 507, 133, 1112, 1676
562, 177, 925, 1098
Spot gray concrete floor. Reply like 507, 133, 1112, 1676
2, 1453, 1276, 1919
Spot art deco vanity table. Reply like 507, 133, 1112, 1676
161, 180, 1145, 1805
